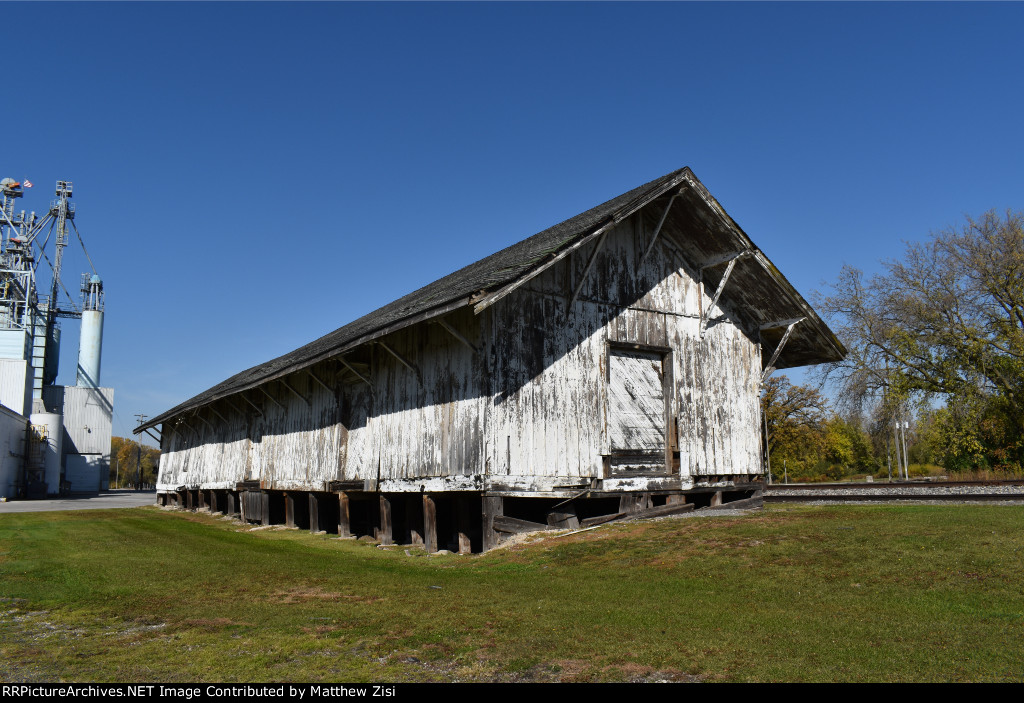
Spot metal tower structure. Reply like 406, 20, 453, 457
0, 175, 113, 499
0, 178, 100, 397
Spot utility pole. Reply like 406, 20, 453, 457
134, 414, 147, 490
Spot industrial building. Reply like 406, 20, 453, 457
140, 167, 844, 551
0, 178, 113, 498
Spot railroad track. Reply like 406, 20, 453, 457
764, 479, 1024, 504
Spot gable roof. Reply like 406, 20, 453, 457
137, 167, 844, 433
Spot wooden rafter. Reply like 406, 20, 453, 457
568, 229, 610, 316
638, 188, 685, 266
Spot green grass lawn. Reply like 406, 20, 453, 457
1, 504, 1021, 682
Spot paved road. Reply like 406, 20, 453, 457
0, 490, 157, 513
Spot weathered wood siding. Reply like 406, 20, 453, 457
485, 211, 761, 480
157, 210, 764, 492
359, 307, 488, 481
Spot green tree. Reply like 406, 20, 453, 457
818, 210, 1024, 472
762, 375, 829, 481
109, 437, 160, 488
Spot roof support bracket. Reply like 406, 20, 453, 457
258, 386, 287, 411
638, 188, 684, 266
699, 252, 748, 338
377, 341, 420, 382
338, 355, 372, 387
208, 405, 229, 425
280, 378, 312, 408
193, 410, 213, 430
239, 392, 263, 416
307, 369, 335, 394
221, 397, 245, 417
435, 318, 477, 353
567, 229, 610, 318
761, 318, 804, 383
176, 418, 200, 440
142, 427, 161, 445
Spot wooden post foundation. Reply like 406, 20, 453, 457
423, 494, 437, 553
407, 497, 424, 546
309, 493, 322, 534
457, 495, 473, 554
337, 491, 351, 538
377, 494, 393, 545
482, 495, 503, 551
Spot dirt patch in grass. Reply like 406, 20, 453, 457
272, 587, 385, 605
182, 618, 252, 629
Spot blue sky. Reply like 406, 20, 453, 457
4, 2, 1023, 443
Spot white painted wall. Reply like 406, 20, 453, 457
0, 404, 27, 499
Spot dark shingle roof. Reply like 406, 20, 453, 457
139, 168, 693, 431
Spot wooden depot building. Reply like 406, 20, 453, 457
138, 167, 844, 552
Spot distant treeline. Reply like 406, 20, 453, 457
110, 437, 161, 488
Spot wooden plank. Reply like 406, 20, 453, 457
261, 492, 270, 526
704, 495, 762, 511
423, 494, 438, 553
579, 512, 627, 528
492, 515, 551, 534
623, 501, 695, 521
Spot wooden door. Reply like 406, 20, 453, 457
607, 348, 668, 473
